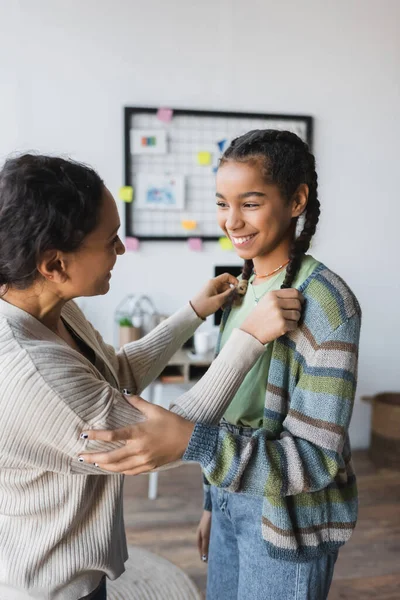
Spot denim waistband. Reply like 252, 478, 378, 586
220, 418, 256, 437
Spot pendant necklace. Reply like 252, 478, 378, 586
251, 260, 289, 304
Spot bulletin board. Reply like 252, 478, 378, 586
123, 106, 313, 241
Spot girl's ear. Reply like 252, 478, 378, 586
291, 184, 309, 218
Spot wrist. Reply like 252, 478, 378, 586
239, 325, 267, 345
189, 300, 207, 321
179, 420, 196, 458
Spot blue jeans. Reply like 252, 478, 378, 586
207, 486, 338, 600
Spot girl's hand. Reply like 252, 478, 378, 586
197, 510, 212, 563
190, 273, 238, 319
79, 395, 195, 474
241, 288, 304, 344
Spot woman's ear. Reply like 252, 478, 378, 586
291, 184, 309, 218
37, 250, 68, 283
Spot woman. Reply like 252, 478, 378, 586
0, 154, 296, 599
82, 131, 361, 600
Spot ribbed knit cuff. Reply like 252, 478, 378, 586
183, 422, 220, 468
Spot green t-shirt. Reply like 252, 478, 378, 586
221, 255, 320, 427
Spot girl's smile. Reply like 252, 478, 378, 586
216, 160, 306, 273
230, 233, 258, 248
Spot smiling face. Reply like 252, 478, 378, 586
64, 187, 125, 297
216, 160, 301, 262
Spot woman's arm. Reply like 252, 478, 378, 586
84, 274, 238, 395
0, 333, 147, 476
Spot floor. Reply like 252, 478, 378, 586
123, 451, 400, 599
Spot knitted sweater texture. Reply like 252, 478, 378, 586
182, 264, 362, 562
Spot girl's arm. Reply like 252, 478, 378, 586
183, 314, 361, 497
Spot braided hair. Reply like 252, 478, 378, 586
220, 129, 320, 292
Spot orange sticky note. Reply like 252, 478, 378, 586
181, 220, 197, 231
219, 237, 233, 250
197, 151, 212, 166
119, 186, 133, 203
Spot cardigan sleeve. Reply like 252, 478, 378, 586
0, 335, 149, 476
88, 304, 202, 395
182, 314, 361, 497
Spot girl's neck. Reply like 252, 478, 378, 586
252, 244, 291, 283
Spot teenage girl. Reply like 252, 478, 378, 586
82, 130, 361, 600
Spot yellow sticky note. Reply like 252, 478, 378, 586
219, 237, 233, 250
119, 186, 133, 203
197, 151, 212, 166
181, 220, 197, 231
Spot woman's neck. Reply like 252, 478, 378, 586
2, 285, 66, 333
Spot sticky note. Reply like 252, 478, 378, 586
197, 151, 212, 166
181, 220, 197, 231
119, 186, 133, 203
188, 237, 203, 251
157, 107, 173, 123
125, 237, 140, 252
219, 237, 233, 250
217, 139, 227, 152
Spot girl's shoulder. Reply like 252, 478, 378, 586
299, 261, 361, 331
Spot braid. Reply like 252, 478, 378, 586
221, 129, 320, 291
242, 259, 253, 281
281, 162, 320, 288
226, 258, 253, 307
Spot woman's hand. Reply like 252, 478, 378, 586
79, 395, 195, 474
190, 273, 238, 319
197, 510, 212, 563
241, 288, 304, 344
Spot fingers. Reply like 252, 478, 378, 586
282, 309, 301, 322
278, 298, 303, 312
201, 529, 210, 560
275, 289, 305, 303
81, 444, 135, 465
80, 426, 133, 443
196, 527, 203, 557
196, 528, 209, 562
214, 272, 239, 287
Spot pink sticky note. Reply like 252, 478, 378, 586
188, 237, 203, 252
157, 107, 173, 123
125, 237, 140, 252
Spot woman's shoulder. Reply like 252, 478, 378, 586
300, 261, 361, 333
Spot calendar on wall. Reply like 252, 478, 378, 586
123, 107, 313, 241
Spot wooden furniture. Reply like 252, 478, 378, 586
362, 392, 400, 469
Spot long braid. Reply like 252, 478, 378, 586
281, 159, 320, 288
220, 129, 320, 297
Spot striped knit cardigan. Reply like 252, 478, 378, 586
183, 263, 362, 562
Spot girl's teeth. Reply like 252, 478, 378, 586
234, 235, 254, 245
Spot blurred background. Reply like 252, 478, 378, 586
1, 1, 399, 598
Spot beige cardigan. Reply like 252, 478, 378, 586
0, 299, 264, 599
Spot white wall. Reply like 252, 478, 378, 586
1, 0, 399, 448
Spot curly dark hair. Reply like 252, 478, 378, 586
220, 129, 320, 289
0, 154, 104, 291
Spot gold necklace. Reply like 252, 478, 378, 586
253, 260, 290, 279
251, 262, 289, 304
